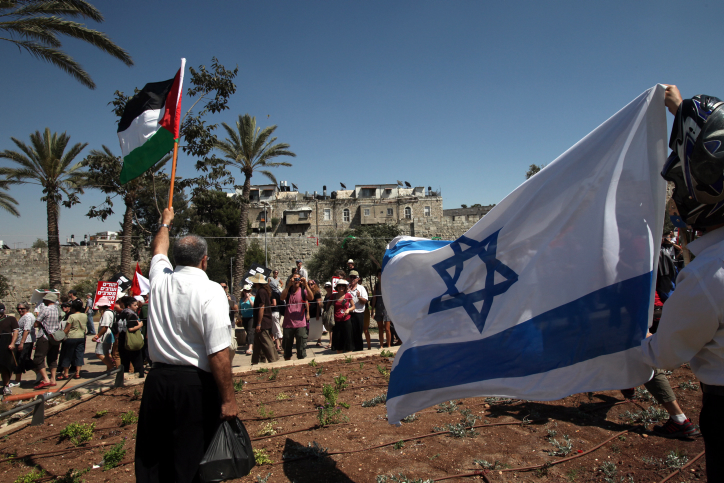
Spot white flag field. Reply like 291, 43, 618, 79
382, 85, 668, 424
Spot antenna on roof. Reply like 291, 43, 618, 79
404, 181, 411, 188
292, 183, 298, 191
340, 182, 347, 189
396, 180, 403, 186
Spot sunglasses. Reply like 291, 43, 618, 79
17, 307, 27, 311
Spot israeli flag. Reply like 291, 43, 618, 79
383, 85, 667, 424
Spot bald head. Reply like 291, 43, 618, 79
173, 235, 208, 268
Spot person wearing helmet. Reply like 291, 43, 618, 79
640, 85, 724, 481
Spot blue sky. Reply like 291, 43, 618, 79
1, 0, 722, 247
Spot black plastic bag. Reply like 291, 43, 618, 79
199, 417, 255, 482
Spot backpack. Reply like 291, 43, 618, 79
656, 251, 678, 302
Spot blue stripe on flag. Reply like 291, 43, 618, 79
387, 271, 652, 400
382, 239, 453, 270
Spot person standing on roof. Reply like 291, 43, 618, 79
135, 208, 237, 482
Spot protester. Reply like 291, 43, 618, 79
639, 86, 724, 480
347, 259, 355, 271
239, 284, 255, 355
307, 279, 324, 347
269, 269, 282, 294
322, 281, 335, 350
330, 279, 354, 353
296, 259, 308, 279
371, 269, 391, 348
250, 273, 278, 365
0, 303, 19, 395
11, 302, 35, 387
92, 297, 115, 371
117, 295, 145, 379
68, 289, 78, 302
33, 292, 61, 389
136, 208, 237, 482
270, 286, 283, 353
84, 292, 96, 335
347, 270, 368, 351
280, 273, 313, 360
58, 299, 86, 380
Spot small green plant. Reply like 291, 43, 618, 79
54, 468, 90, 483
258, 405, 274, 419
257, 421, 277, 437
599, 461, 617, 482
256, 473, 272, 483
565, 468, 579, 482
254, 448, 273, 465
334, 374, 348, 391
376, 364, 390, 380
64, 390, 82, 401
547, 428, 558, 438
376, 474, 434, 483
679, 380, 698, 390
359, 362, 364, 369
620, 406, 669, 424
276, 392, 289, 401
102, 440, 126, 470
268, 368, 280, 381
340, 402, 350, 409
546, 434, 573, 456
393, 440, 405, 449
94, 410, 108, 418
317, 384, 347, 426
256, 367, 269, 373
233, 380, 245, 392
59, 422, 95, 446
429, 453, 440, 460
437, 400, 458, 413
611, 443, 620, 453
362, 393, 387, 407
434, 409, 479, 438
618, 435, 627, 441
120, 410, 138, 426
315, 367, 324, 377
642, 455, 663, 467
635, 387, 655, 402
380, 349, 394, 357
474, 459, 510, 470
401, 413, 417, 423
344, 355, 353, 363
484, 396, 513, 404
13, 468, 45, 483
308, 359, 318, 367
130, 388, 141, 400
665, 449, 688, 470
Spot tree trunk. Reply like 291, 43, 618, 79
233, 173, 252, 298
120, 195, 134, 277
46, 198, 61, 290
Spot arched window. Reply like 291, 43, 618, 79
404, 207, 411, 219
343, 208, 350, 222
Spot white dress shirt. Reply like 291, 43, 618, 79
641, 226, 724, 386
148, 254, 231, 372
349, 284, 368, 313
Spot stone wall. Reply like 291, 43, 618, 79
410, 217, 478, 240
0, 245, 146, 312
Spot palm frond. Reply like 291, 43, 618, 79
0, 190, 20, 217
9, 0, 105, 22
258, 170, 277, 185
0, 38, 94, 87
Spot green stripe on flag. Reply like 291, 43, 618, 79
120, 127, 175, 185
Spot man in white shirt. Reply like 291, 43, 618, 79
347, 270, 368, 351
296, 259, 308, 279
135, 208, 238, 483
640, 85, 724, 481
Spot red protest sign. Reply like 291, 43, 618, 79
332, 276, 340, 294
93, 281, 119, 310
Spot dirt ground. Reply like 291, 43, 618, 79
0, 354, 706, 482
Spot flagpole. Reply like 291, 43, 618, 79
167, 58, 185, 210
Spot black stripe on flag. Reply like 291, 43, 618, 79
117, 78, 175, 133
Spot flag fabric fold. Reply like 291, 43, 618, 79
382, 85, 668, 424
131, 262, 150, 296
117, 59, 185, 185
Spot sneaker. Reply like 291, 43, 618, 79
653, 418, 701, 439
8, 382, 20, 388
2, 386, 11, 395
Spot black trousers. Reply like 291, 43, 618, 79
700, 392, 724, 482
350, 312, 364, 351
118, 332, 145, 376
136, 365, 222, 483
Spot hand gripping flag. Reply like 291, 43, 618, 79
383, 85, 668, 424
117, 59, 185, 185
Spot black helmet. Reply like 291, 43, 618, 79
663, 95, 724, 229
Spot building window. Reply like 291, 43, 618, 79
323, 209, 331, 221
343, 208, 350, 222
360, 188, 375, 198
404, 207, 411, 219
298, 211, 309, 220
364, 208, 370, 217
424, 206, 431, 217
387, 208, 393, 216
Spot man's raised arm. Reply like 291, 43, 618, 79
151, 208, 175, 256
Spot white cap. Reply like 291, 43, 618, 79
242, 283, 253, 291
324, 281, 332, 287
134, 295, 144, 302
347, 259, 354, 264
336, 279, 349, 286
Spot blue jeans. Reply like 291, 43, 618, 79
86, 312, 96, 335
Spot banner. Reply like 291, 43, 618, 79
94, 281, 119, 310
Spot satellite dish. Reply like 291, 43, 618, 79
396, 180, 403, 186
292, 183, 298, 191
340, 182, 347, 189
404, 181, 411, 188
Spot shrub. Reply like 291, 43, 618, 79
13, 468, 45, 483
437, 400, 458, 413
120, 410, 138, 426
70, 279, 97, 297
665, 449, 688, 470
233, 380, 245, 392
59, 422, 94, 446
393, 440, 404, 450
546, 435, 573, 456
380, 349, 394, 358
362, 393, 387, 407
254, 448, 273, 465
276, 392, 289, 401
334, 374, 348, 391
256, 367, 269, 373
308, 359, 318, 367
376, 364, 389, 380
258, 405, 274, 419
257, 422, 276, 437
102, 440, 126, 470
94, 410, 108, 418
620, 406, 669, 425
64, 391, 82, 401
268, 368, 280, 381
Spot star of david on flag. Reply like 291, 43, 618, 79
381, 85, 668, 424
429, 230, 518, 333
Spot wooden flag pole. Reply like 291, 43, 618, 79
167, 140, 179, 209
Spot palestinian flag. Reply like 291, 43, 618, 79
117, 58, 185, 185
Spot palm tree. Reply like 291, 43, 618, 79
213, 114, 296, 295
0, 128, 87, 289
0, 178, 19, 216
83, 145, 170, 277
1, 0, 133, 89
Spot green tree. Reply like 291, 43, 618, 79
0, 178, 19, 216
0, 128, 87, 289
526, 164, 545, 179
82, 145, 170, 277
31, 238, 47, 248
1, 0, 133, 89
0, 274, 9, 298
213, 114, 295, 296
